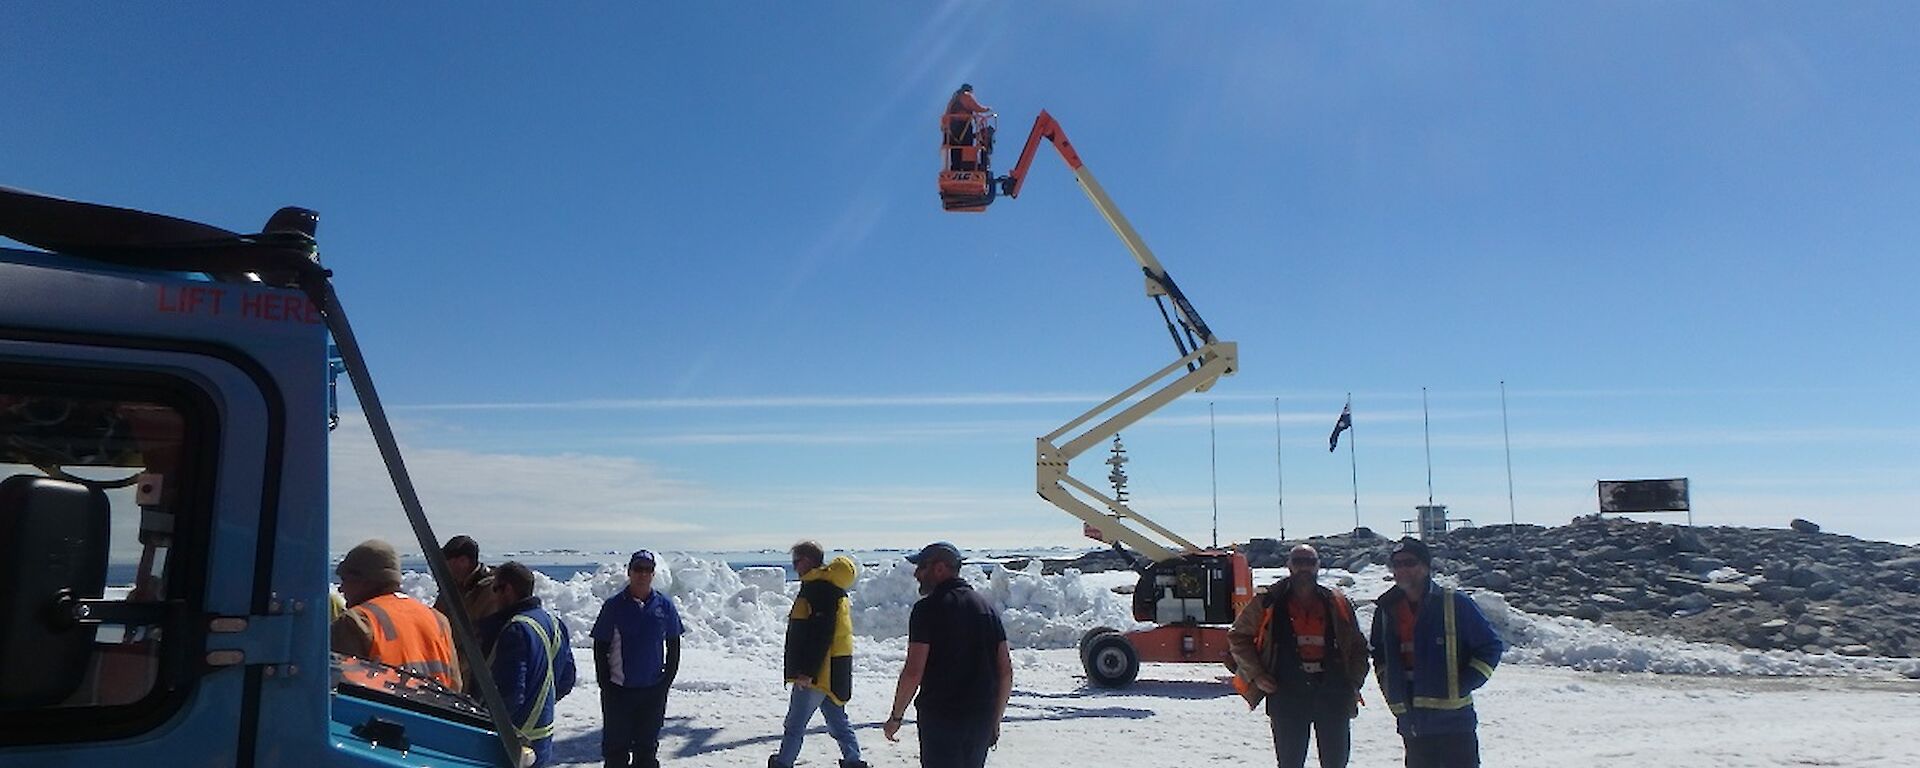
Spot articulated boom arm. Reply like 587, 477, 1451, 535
1002, 110, 1218, 352
1000, 111, 1240, 563
1037, 340, 1237, 563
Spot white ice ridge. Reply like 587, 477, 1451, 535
398, 555, 1920, 679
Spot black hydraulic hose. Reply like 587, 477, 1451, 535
1152, 295, 1199, 373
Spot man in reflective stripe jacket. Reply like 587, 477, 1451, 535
480, 562, 577, 768
1369, 538, 1503, 768
331, 539, 463, 691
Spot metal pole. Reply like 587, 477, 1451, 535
1209, 401, 1219, 549
1501, 380, 1516, 527
305, 276, 527, 767
1423, 386, 1435, 509
1274, 397, 1285, 541
1348, 394, 1359, 533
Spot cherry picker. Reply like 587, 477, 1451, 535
940, 108, 1252, 687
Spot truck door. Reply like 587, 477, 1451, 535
0, 337, 283, 765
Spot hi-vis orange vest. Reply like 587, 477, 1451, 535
351, 593, 460, 690
1231, 588, 1353, 701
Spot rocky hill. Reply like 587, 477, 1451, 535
1047, 517, 1920, 659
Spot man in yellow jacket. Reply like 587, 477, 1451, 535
770, 541, 866, 768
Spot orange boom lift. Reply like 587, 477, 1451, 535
939, 106, 1251, 687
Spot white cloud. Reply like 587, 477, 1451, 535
328, 415, 707, 553
326, 414, 1074, 553
393, 392, 1114, 411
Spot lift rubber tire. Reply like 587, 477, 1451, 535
1077, 627, 1118, 660
1083, 632, 1140, 688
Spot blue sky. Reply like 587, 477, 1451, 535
7, 4, 1917, 553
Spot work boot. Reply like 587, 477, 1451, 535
766, 757, 790, 768
838, 761, 870, 768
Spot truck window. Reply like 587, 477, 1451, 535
0, 371, 209, 731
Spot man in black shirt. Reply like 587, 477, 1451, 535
883, 542, 1014, 768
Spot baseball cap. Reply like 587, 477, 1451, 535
628, 550, 657, 569
906, 541, 963, 566
441, 534, 479, 561
1390, 537, 1432, 567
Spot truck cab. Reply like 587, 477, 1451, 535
0, 187, 510, 766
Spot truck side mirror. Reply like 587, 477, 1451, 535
0, 475, 109, 709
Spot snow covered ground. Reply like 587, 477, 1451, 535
405, 555, 1920, 767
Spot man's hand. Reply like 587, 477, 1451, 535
793, 674, 812, 687
1256, 677, 1279, 694
990, 723, 1000, 747
883, 717, 903, 742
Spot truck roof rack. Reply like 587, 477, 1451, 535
0, 185, 320, 285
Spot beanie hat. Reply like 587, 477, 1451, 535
337, 539, 403, 587
1391, 537, 1433, 568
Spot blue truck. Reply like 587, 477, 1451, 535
0, 186, 526, 766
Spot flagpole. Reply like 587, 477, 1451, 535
1274, 397, 1285, 541
1347, 393, 1359, 533
1423, 386, 1434, 509
1209, 401, 1219, 549
1501, 381, 1515, 526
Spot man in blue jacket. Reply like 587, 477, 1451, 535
1369, 538, 1503, 768
480, 561, 577, 768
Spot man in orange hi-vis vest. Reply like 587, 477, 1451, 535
1228, 544, 1370, 768
944, 83, 993, 170
331, 539, 463, 692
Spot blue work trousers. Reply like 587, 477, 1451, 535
1402, 731, 1479, 768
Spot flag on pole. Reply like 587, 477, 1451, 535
1329, 402, 1352, 452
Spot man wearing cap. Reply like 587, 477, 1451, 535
1228, 544, 1370, 768
883, 542, 1013, 768
435, 534, 499, 625
1370, 538, 1504, 768
477, 562, 576, 768
592, 550, 684, 768
331, 538, 463, 691
435, 534, 498, 692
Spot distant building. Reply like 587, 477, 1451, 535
1404, 504, 1473, 539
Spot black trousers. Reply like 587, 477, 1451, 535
601, 680, 669, 768
1266, 677, 1353, 768
916, 711, 994, 768
1403, 731, 1479, 768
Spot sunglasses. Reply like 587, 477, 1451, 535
1390, 558, 1423, 568
1288, 556, 1319, 565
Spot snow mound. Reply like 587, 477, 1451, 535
398, 556, 1917, 679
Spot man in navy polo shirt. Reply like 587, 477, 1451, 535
882, 541, 1013, 768
592, 550, 684, 768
